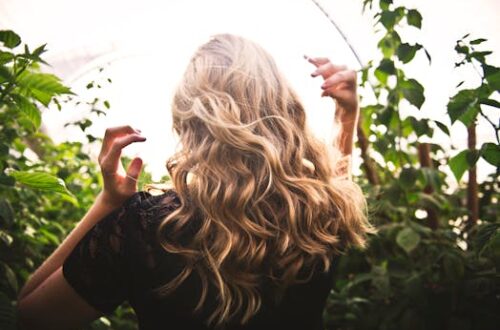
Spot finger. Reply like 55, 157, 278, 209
100, 134, 146, 173
108, 134, 146, 159
321, 70, 357, 90
126, 157, 143, 187
101, 125, 142, 156
311, 63, 347, 78
306, 56, 330, 68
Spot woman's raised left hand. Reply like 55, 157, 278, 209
97, 125, 146, 207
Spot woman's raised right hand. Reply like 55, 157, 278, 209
97, 125, 146, 208
307, 56, 359, 123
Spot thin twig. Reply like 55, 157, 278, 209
479, 109, 500, 144
310, 0, 365, 67
311, 0, 381, 185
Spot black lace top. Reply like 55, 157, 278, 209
63, 190, 336, 330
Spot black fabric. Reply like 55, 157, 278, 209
62, 190, 337, 330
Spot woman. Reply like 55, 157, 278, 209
17, 34, 372, 329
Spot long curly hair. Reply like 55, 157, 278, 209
155, 34, 372, 326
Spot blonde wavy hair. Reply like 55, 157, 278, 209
154, 34, 372, 326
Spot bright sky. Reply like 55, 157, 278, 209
1, 0, 499, 181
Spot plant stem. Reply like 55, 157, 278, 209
311, 0, 381, 185
479, 109, 500, 144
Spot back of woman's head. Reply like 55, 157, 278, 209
157, 34, 372, 326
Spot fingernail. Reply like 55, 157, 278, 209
321, 84, 327, 89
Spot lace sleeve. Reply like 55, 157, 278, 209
62, 192, 152, 314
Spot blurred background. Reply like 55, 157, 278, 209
1, 2, 499, 329
1, 0, 498, 180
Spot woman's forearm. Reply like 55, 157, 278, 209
334, 100, 359, 153
18, 192, 118, 300
333, 103, 359, 177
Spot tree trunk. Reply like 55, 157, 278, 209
356, 118, 380, 185
467, 123, 479, 228
417, 143, 438, 230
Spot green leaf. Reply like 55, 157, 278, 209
418, 193, 444, 211
449, 150, 479, 181
0, 173, 15, 186
443, 253, 464, 282
375, 68, 388, 84
424, 48, 432, 64
1, 264, 18, 292
480, 98, 500, 108
0, 66, 13, 83
407, 9, 422, 29
17, 72, 73, 106
455, 43, 469, 56
400, 79, 425, 109
103, 100, 110, 109
375, 59, 395, 84
447, 89, 478, 125
379, 0, 393, 10
468, 51, 492, 66
0, 291, 16, 330
380, 10, 397, 30
470, 38, 487, 45
396, 227, 420, 253
8, 171, 75, 200
18, 43, 49, 65
475, 223, 500, 256
0, 30, 21, 49
482, 64, 500, 91
399, 167, 418, 187
362, 0, 373, 12
396, 43, 421, 63
32, 43, 48, 57
0, 230, 13, 247
378, 59, 396, 74
434, 120, 450, 136
10, 94, 41, 130
0, 143, 8, 156
377, 32, 401, 58
378, 106, 395, 126
480, 143, 500, 167
419, 168, 441, 190
39, 228, 60, 245
0, 199, 14, 226
408, 117, 432, 136
0, 51, 14, 65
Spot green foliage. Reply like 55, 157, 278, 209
325, 1, 499, 330
8, 171, 76, 203
446, 34, 500, 181
1, 1, 499, 329
0, 30, 136, 329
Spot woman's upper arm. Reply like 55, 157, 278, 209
16, 193, 148, 328
17, 267, 101, 330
